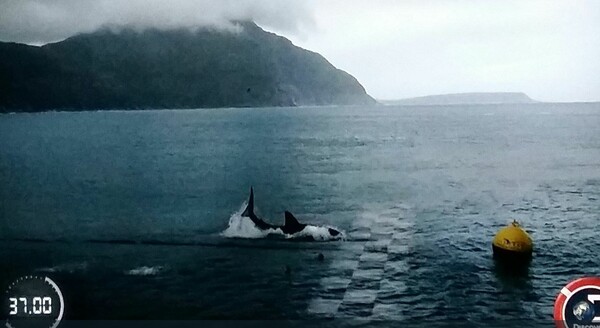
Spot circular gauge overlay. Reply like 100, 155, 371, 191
555, 277, 600, 328
3, 276, 64, 328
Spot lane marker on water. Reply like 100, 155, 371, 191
307, 205, 414, 319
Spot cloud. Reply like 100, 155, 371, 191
285, 0, 600, 102
0, 0, 316, 44
1, 0, 598, 102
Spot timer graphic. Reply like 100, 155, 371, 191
3, 276, 64, 328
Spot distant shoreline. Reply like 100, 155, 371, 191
379, 101, 600, 107
0, 103, 379, 114
2, 101, 600, 115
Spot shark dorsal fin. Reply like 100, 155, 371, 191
241, 187, 254, 217
284, 211, 302, 229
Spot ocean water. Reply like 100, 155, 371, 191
0, 103, 599, 324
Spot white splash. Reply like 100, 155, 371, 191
36, 262, 89, 274
220, 202, 281, 239
221, 203, 345, 241
125, 266, 164, 276
286, 225, 345, 241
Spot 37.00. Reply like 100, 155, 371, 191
9, 297, 52, 315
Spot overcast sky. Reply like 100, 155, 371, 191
1, 0, 599, 102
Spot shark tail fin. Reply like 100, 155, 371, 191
284, 211, 302, 230
241, 187, 254, 217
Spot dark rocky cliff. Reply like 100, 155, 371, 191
0, 22, 375, 111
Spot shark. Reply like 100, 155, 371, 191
241, 187, 342, 238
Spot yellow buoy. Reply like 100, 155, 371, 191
492, 220, 533, 262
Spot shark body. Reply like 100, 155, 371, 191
241, 187, 342, 238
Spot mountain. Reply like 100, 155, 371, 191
382, 92, 536, 106
0, 22, 375, 112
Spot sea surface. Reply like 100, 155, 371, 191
0, 103, 599, 325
